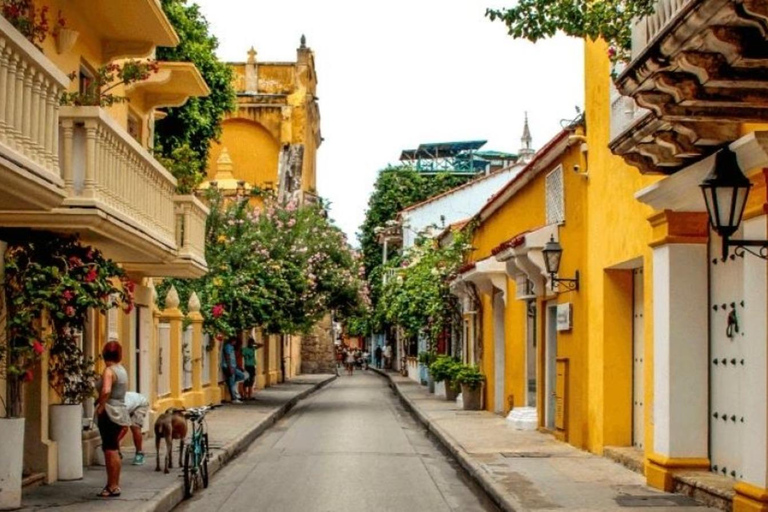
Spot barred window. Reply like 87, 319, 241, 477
546, 165, 565, 225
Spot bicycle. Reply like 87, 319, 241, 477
181, 404, 221, 498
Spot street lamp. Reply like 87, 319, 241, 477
542, 235, 579, 292
699, 148, 768, 261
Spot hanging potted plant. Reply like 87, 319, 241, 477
455, 365, 485, 411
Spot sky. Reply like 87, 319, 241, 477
194, 0, 585, 244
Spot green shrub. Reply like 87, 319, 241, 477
455, 365, 485, 390
429, 355, 460, 383
417, 350, 437, 367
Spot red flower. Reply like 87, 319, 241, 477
32, 340, 44, 355
68, 256, 82, 267
212, 304, 225, 318
65, 306, 75, 317
23, 369, 34, 382
84, 268, 98, 282
123, 303, 134, 314
62, 290, 74, 301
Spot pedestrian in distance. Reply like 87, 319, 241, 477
345, 347, 356, 376
222, 336, 246, 403
117, 391, 150, 465
95, 340, 132, 498
241, 336, 263, 400
374, 345, 382, 369
383, 343, 393, 370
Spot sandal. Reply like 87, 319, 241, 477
97, 486, 121, 498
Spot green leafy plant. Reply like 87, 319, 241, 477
417, 350, 437, 367
486, 0, 656, 66
455, 364, 485, 391
0, 234, 134, 416
428, 355, 460, 383
48, 329, 98, 405
59, 60, 160, 107
154, 0, 236, 193
156, 190, 368, 342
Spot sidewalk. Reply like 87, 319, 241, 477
373, 369, 718, 512
21, 374, 335, 512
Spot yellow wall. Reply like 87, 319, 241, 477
583, 38, 661, 454
208, 119, 281, 187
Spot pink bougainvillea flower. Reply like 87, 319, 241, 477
84, 268, 98, 282
32, 340, 44, 355
65, 306, 75, 317
68, 256, 82, 267
23, 369, 34, 382
123, 303, 134, 314
62, 289, 74, 301
212, 304, 225, 318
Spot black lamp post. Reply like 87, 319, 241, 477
542, 235, 579, 292
699, 148, 768, 261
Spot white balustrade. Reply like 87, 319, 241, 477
0, 15, 69, 187
157, 322, 171, 397
631, 0, 693, 60
182, 325, 193, 391
174, 195, 208, 267
59, 106, 177, 249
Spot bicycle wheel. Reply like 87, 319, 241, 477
201, 433, 210, 488
183, 443, 195, 498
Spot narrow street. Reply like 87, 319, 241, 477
177, 371, 497, 512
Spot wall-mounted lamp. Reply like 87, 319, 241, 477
699, 148, 767, 261
542, 235, 579, 292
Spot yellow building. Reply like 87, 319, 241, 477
608, 0, 768, 509
0, 0, 213, 492
200, 41, 323, 388
202, 39, 321, 204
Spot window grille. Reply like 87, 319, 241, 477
546, 165, 565, 225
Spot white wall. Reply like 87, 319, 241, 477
401, 166, 523, 248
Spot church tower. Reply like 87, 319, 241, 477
519, 112, 535, 163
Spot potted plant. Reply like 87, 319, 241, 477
48, 329, 97, 481
455, 365, 485, 410
429, 355, 461, 401
417, 350, 437, 392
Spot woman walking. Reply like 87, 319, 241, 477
96, 341, 132, 498
345, 347, 356, 376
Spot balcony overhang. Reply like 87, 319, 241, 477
493, 224, 557, 298
69, 0, 180, 59
127, 62, 210, 110
611, 0, 768, 174
636, 130, 768, 210
457, 257, 507, 304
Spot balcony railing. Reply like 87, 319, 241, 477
174, 195, 208, 269
630, 0, 693, 60
59, 106, 177, 249
0, 16, 70, 191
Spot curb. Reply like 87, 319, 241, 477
370, 368, 520, 512
148, 375, 336, 512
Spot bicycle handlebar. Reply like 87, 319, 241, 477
183, 403, 222, 420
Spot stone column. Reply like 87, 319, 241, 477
187, 293, 204, 407
160, 286, 184, 408
646, 211, 711, 491
207, 335, 222, 405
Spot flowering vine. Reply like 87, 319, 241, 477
0, 234, 134, 416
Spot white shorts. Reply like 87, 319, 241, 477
130, 405, 149, 429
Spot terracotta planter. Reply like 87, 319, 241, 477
444, 379, 459, 401
461, 383, 483, 410
50, 404, 84, 480
0, 418, 24, 510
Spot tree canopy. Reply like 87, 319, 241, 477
158, 192, 368, 338
155, 0, 236, 193
486, 0, 656, 63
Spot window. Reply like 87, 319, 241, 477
546, 165, 565, 225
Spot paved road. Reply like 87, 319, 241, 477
177, 371, 497, 512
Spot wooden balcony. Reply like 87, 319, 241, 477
0, 16, 70, 210
610, 0, 768, 174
